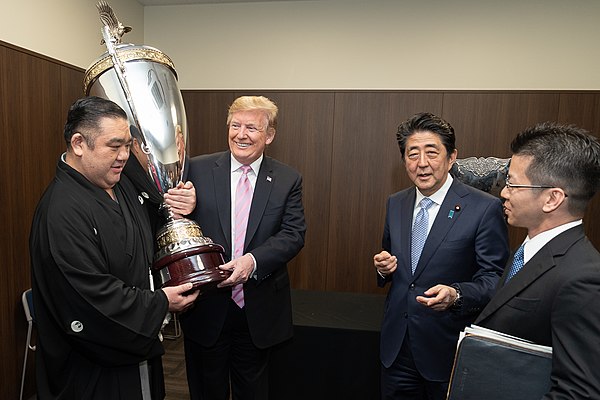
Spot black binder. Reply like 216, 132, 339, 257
447, 325, 552, 400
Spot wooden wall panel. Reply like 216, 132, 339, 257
442, 92, 561, 159
557, 92, 600, 250
557, 92, 600, 136
0, 41, 84, 400
326, 92, 444, 293
583, 190, 600, 251
442, 92, 561, 248
182, 90, 600, 294
183, 91, 236, 156
247, 91, 335, 291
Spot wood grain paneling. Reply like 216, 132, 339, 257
327, 92, 444, 293
0, 40, 84, 400
250, 92, 335, 291
442, 92, 561, 159
442, 92, 561, 248
558, 92, 600, 136
557, 92, 600, 250
183, 91, 235, 156
181, 90, 600, 293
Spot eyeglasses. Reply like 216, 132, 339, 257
504, 177, 553, 190
504, 178, 568, 197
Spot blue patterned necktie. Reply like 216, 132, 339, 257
411, 197, 434, 274
505, 244, 525, 283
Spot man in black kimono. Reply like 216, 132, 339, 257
30, 96, 199, 399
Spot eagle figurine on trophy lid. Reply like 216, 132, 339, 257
84, 1, 229, 290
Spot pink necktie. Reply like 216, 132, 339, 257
232, 165, 253, 308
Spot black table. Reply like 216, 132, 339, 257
269, 290, 386, 400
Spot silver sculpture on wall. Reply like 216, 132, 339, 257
450, 156, 510, 197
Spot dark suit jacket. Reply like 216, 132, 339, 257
180, 151, 306, 349
475, 225, 600, 399
379, 179, 509, 381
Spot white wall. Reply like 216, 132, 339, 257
2, 0, 599, 90
143, 0, 600, 90
0, 0, 143, 69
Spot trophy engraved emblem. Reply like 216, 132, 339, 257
84, 1, 229, 290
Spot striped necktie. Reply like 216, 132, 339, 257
232, 165, 253, 308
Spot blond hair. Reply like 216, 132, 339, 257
227, 96, 278, 130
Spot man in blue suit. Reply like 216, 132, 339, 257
374, 112, 509, 400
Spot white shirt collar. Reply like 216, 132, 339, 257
522, 219, 583, 264
415, 174, 454, 207
231, 154, 263, 175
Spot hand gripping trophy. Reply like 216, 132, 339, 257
84, 1, 229, 290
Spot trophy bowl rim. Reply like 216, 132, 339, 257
83, 44, 177, 95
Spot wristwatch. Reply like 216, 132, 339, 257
450, 284, 463, 310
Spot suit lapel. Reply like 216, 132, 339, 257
413, 181, 466, 279
212, 153, 232, 250
477, 225, 585, 322
245, 157, 274, 249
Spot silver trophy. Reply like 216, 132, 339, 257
84, 1, 228, 289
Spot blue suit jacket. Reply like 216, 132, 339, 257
379, 179, 509, 380
180, 151, 306, 349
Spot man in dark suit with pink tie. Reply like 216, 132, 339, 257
180, 96, 306, 400
373, 112, 509, 400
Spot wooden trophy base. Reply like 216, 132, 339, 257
154, 243, 229, 291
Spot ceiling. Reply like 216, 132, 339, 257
136, 0, 309, 5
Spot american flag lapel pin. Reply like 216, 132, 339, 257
267, 176, 272, 182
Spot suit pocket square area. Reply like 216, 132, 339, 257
506, 296, 540, 313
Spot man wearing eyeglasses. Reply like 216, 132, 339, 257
475, 122, 600, 398
180, 96, 306, 400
